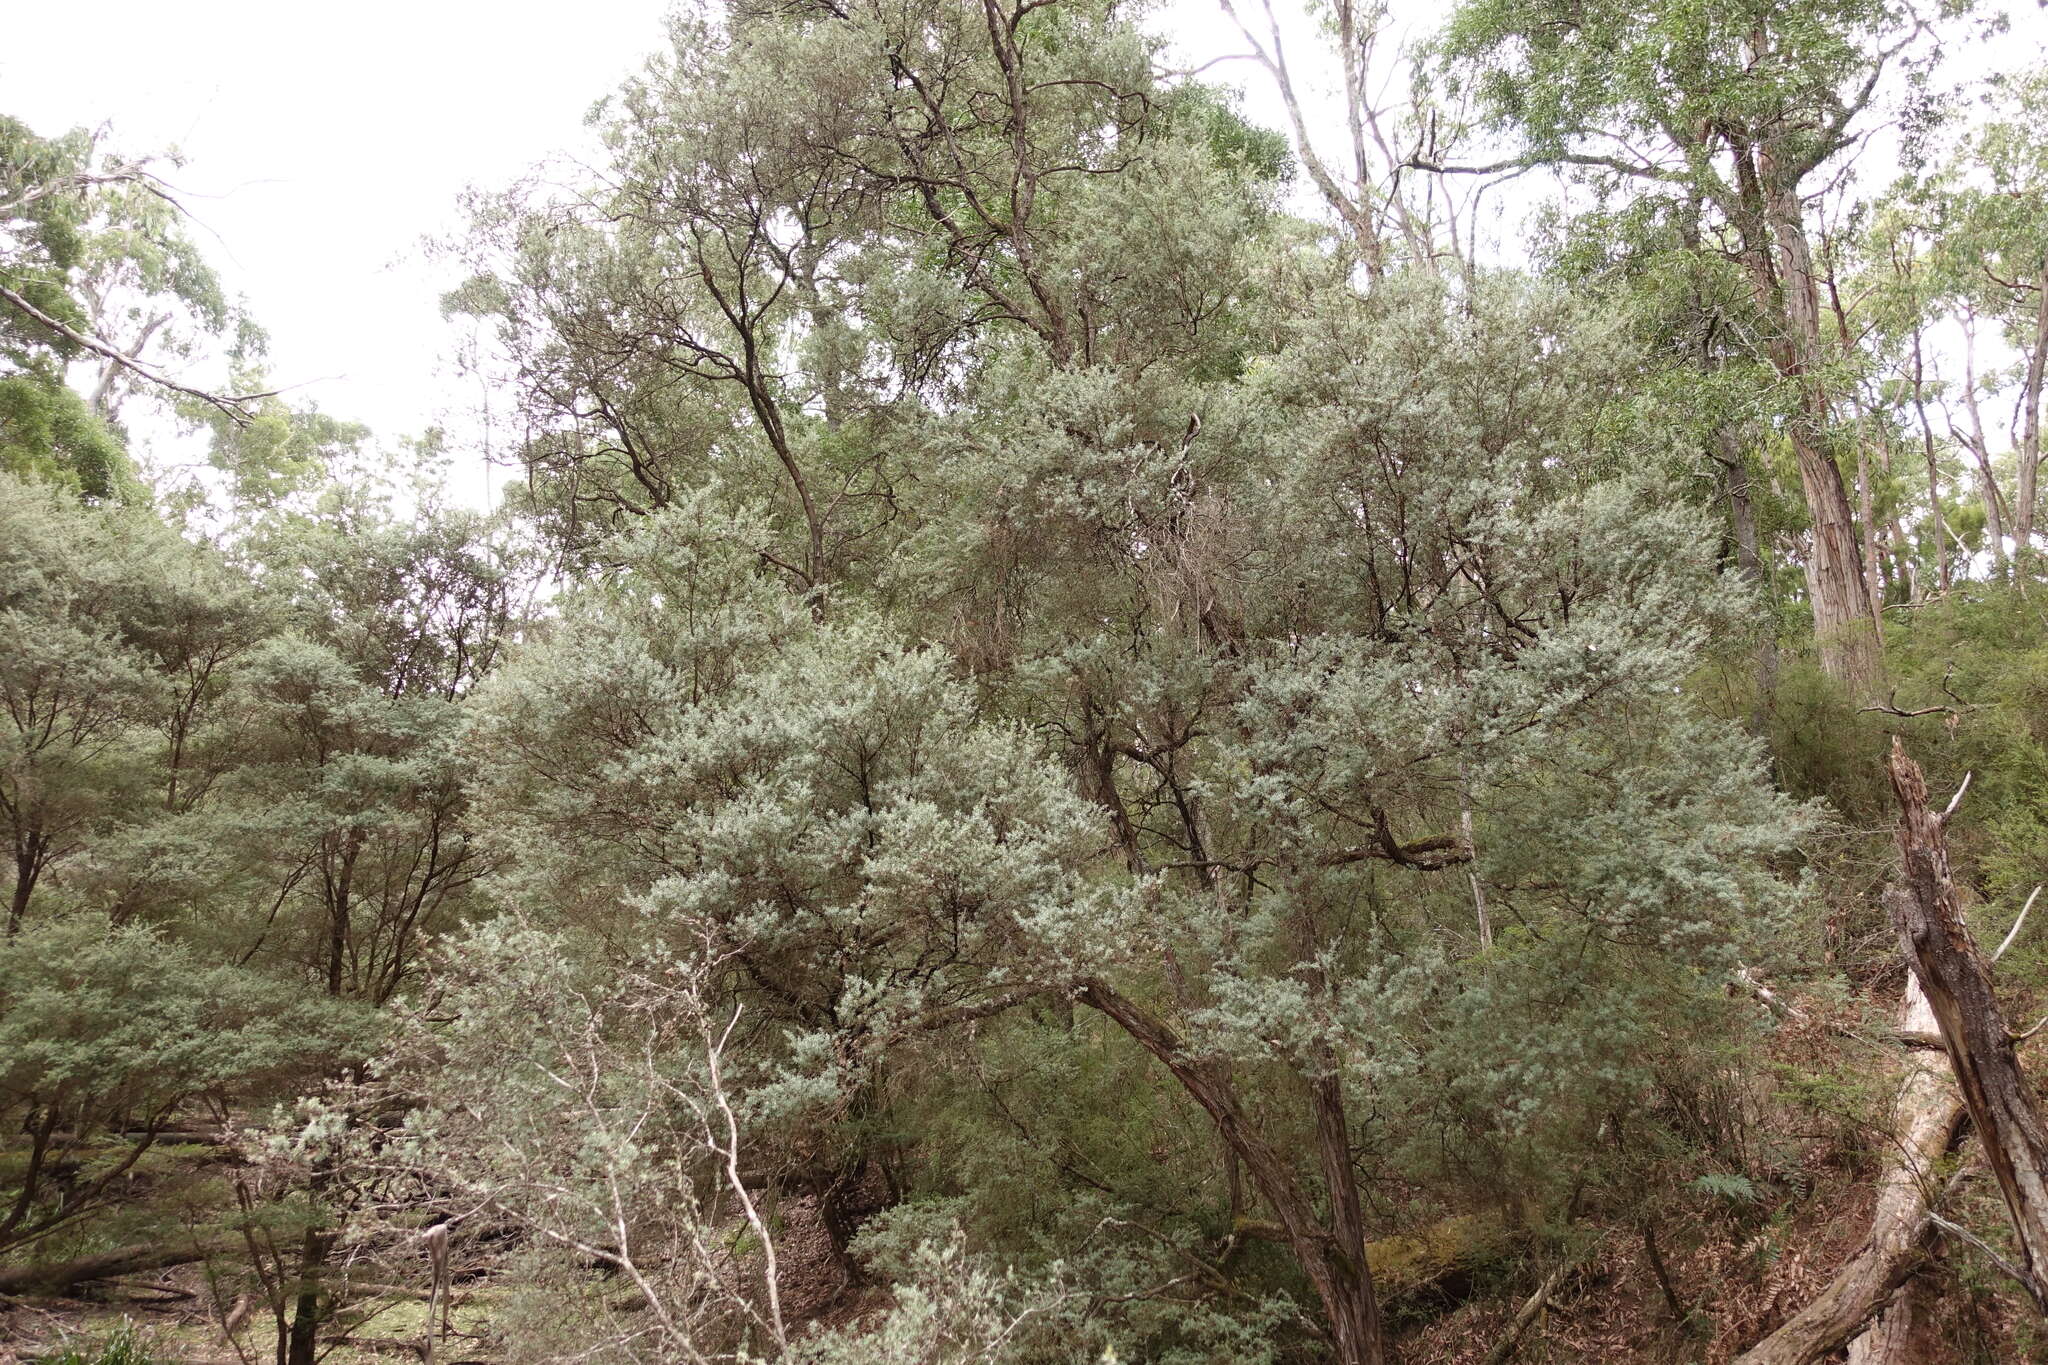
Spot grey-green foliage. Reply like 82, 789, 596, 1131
427, 253, 1815, 1359
468, 495, 1121, 1050
0, 915, 368, 1254
377, 0, 1836, 1348
1, 474, 180, 932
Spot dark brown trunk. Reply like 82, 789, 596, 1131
1077, 980, 1385, 1364
1716, 430, 1779, 718
7, 829, 45, 936
286, 1227, 333, 1365
1885, 739, 2048, 1310
1642, 1218, 1689, 1327
6, 869, 29, 937
324, 832, 362, 997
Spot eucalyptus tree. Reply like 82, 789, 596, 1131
1923, 68, 2048, 560
68, 168, 263, 427
1, 115, 268, 490
1431, 0, 1973, 690
1, 118, 131, 499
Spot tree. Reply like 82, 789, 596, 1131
0, 476, 175, 934
1433, 0, 1960, 690
1, 113, 270, 470
1924, 68, 2048, 563
0, 917, 364, 1261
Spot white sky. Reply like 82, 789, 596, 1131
0, 0, 1357, 504
3, 0, 2040, 507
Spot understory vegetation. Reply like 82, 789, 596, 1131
6, 0, 2048, 1361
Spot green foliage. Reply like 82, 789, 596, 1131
18, 2, 2048, 1359
0, 372, 128, 500
0, 918, 370, 1113
36, 1321, 160, 1365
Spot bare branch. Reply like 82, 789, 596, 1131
0, 282, 275, 425
1996, 888, 2043, 965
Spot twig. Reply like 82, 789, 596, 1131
1995, 887, 2042, 964
1928, 1212, 2048, 1315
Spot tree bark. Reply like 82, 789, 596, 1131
2016, 249, 2047, 558
1731, 150, 1881, 691
1961, 319, 2011, 576
1846, 1265, 1937, 1365
1716, 429, 1779, 722
1885, 738, 2048, 1309
1909, 328, 1950, 595
286, 1227, 334, 1365
1077, 979, 1385, 1365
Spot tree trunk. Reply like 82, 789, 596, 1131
1743, 160, 1881, 692
1961, 319, 2011, 577
6, 866, 29, 937
0, 1238, 226, 1296
7, 830, 45, 936
2015, 251, 2047, 558
1846, 1265, 1937, 1365
1885, 738, 2048, 1309
286, 1227, 334, 1365
1717, 430, 1780, 719
323, 832, 362, 997
1909, 329, 1950, 594
1077, 979, 1385, 1364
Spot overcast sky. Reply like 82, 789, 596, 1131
0, 0, 1386, 497
5, 0, 2038, 505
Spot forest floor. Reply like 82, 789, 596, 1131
1, 1124, 2035, 1364
0, 1191, 866, 1365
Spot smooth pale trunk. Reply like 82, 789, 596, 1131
1733, 973, 1963, 1365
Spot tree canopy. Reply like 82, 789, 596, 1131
6, 2, 2048, 1362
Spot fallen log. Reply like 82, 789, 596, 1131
0, 1237, 230, 1296
1482, 1249, 1591, 1365
1733, 975, 1965, 1365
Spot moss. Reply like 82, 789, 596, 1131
1363, 1211, 1515, 1293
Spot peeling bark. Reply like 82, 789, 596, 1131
1886, 739, 2048, 1310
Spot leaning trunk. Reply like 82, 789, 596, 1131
1078, 979, 1385, 1364
1885, 739, 2048, 1307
